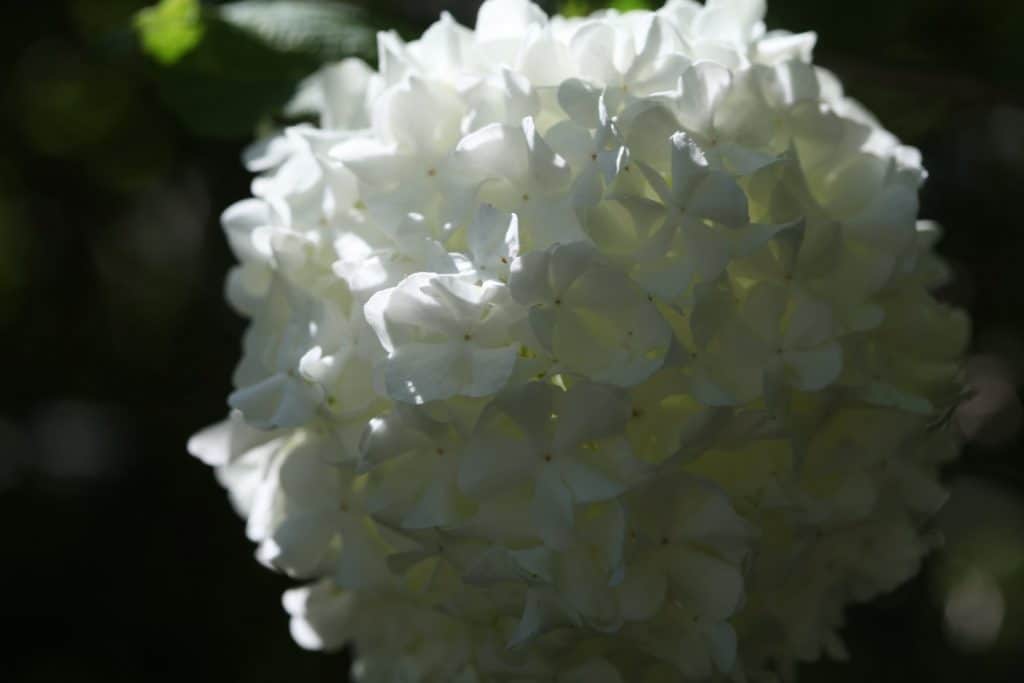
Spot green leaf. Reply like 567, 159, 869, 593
148, 18, 321, 138
611, 0, 652, 9
137, 1, 377, 138
218, 0, 375, 61
561, 0, 651, 16
135, 0, 205, 65
560, 0, 595, 17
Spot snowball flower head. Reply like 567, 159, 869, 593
190, 1, 969, 680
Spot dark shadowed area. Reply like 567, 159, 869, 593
1, 1, 1021, 681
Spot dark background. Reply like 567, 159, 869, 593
1, 1, 1022, 681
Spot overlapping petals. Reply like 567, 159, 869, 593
191, 1, 968, 681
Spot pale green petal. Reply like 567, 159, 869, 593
531, 464, 575, 549
616, 558, 667, 621
783, 342, 842, 391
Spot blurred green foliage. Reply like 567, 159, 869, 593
562, 0, 651, 15
133, 0, 376, 137
136, 0, 374, 65
219, 1, 374, 59
135, 0, 204, 64
610, 0, 653, 10
0, 165, 30, 320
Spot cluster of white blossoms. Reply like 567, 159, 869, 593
189, 0, 970, 680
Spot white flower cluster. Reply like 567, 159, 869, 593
189, 1, 969, 680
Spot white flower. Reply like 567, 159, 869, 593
191, 1, 968, 681
283, 579, 355, 651
451, 204, 521, 283
364, 272, 525, 403
459, 381, 646, 549
358, 400, 478, 529
509, 241, 672, 386
621, 131, 750, 298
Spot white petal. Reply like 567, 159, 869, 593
402, 477, 461, 529
708, 621, 739, 674
740, 282, 787, 346
675, 62, 732, 135
782, 294, 834, 349
698, 0, 767, 44
383, 343, 465, 404
228, 373, 323, 429
669, 131, 711, 200
570, 21, 622, 86
460, 436, 532, 497
358, 408, 429, 470
783, 342, 842, 391
475, 0, 547, 44
754, 31, 817, 65
688, 171, 749, 228
531, 464, 575, 549
464, 345, 520, 397
845, 181, 918, 252
319, 58, 375, 129
465, 205, 520, 279
522, 116, 571, 190
556, 381, 631, 447
668, 548, 744, 620
616, 560, 667, 621
559, 458, 626, 503
263, 512, 337, 577
222, 198, 274, 263
330, 137, 404, 188
282, 581, 354, 652
187, 410, 281, 466
334, 518, 389, 590
559, 658, 623, 683
456, 122, 529, 182
508, 588, 565, 648
557, 78, 602, 128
